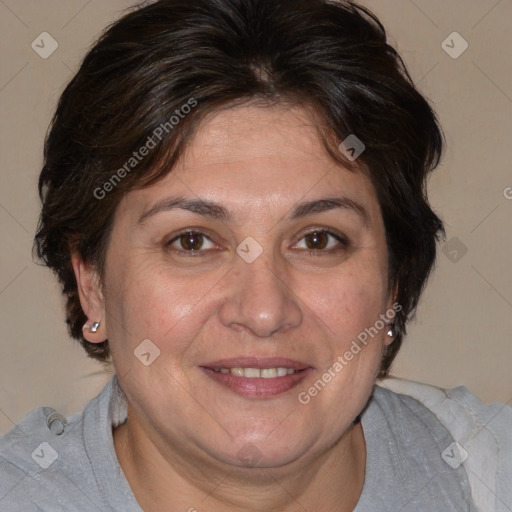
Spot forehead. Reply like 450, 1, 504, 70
183, 103, 324, 165
119, 104, 381, 223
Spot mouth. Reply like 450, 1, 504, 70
199, 357, 313, 398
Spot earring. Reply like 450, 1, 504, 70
387, 323, 395, 337
83, 321, 100, 333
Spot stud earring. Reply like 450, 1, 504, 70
83, 321, 100, 333
387, 323, 395, 337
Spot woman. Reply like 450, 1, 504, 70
0, 0, 510, 510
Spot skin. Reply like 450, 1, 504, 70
74, 104, 396, 512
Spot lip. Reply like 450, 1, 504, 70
199, 357, 313, 398
201, 357, 311, 370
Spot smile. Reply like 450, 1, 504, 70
210, 367, 296, 378
200, 358, 312, 398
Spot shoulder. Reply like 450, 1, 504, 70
0, 385, 113, 512
0, 405, 84, 511
377, 378, 512, 512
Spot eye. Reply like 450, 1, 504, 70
294, 230, 347, 252
167, 231, 217, 253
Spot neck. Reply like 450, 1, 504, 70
113, 408, 366, 512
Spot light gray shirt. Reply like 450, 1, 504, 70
0, 376, 501, 511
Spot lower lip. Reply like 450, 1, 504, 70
200, 367, 311, 398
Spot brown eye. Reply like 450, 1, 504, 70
168, 231, 216, 252
294, 230, 347, 252
304, 231, 329, 250
180, 232, 204, 250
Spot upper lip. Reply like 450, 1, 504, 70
201, 357, 312, 370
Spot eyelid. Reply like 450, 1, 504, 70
165, 226, 218, 243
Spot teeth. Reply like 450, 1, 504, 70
261, 368, 277, 378
244, 368, 261, 378
214, 367, 297, 378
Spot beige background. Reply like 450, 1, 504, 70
0, 0, 511, 435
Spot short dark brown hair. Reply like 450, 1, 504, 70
34, 0, 445, 377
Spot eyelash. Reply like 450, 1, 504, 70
165, 228, 349, 256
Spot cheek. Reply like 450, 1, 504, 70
103, 257, 220, 352
302, 260, 388, 339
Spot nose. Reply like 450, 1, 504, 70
218, 252, 303, 338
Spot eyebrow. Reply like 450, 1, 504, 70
138, 197, 231, 224
137, 195, 369, 225
289, 197, 368, 225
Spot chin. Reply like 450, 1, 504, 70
201, 429, 313, 471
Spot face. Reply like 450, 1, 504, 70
78, 104, 395, 471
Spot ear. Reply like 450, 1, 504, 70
71, 252, 107, 343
